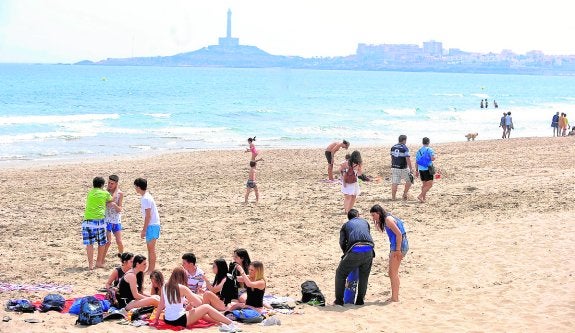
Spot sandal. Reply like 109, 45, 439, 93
2, 316, 11, 322
23, 318, 42, 323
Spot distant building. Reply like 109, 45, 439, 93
357, 43, 422, 61
423, 40, 443, 57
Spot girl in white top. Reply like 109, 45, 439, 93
155, 267, 240, 332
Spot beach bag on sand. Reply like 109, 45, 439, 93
75, 296, 103, 326
228, 308, 264, 323
39, 293, 65, 312
343, 165, 357, 184
5, 299, 35, 313
300, 280, 325, 306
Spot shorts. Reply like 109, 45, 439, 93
165, 314, 187, 327
391, 168, 411, 184
146, 225, 161, 243
341, 181, 361, 196
390, 236, 409, 257
419, 169, 434, 182
106, 222, 122, 233
82, 219, 107, 246
246, 180, 257, 189
325, 151, 333, 165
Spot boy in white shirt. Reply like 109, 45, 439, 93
134, 177, 160, 273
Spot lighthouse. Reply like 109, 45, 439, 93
219, 9, 239, 48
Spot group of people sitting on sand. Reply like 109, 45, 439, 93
103, 249, 264, 331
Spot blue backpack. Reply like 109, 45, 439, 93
230, 308, 263, 323
39, 293, 66, 312
75, 296, 103, 326
5, 299, 35, 313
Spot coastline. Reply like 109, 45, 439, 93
0, 136, 574, 332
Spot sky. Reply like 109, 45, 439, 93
0, 0, 573, 63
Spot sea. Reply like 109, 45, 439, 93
1, 64, 573, 163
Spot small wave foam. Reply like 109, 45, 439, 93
382, 108, 418, 116
145, 113, 171, 118
0, 113, 119, 126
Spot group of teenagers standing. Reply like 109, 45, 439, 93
325, 135, 437, 304
82, 173, 265, 331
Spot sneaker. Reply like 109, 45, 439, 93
220, 323, 241, 332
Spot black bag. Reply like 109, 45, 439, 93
428, 163, 436, 176
75, 296, 103, 326
39, 293, 66, 312
5, 299, 36, 313
300, 280, 325, 306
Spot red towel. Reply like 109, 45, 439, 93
147, 318, 216, 331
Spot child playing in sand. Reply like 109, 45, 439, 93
244, 161, 259, 204
245, 136, 263, 162
134, 178, 160, 274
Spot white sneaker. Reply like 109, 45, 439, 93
219, 323, 241, 332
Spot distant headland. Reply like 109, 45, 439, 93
76, 9, 575, 75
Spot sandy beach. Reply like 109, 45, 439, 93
0, 137, 574, 332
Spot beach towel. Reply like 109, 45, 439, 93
0, 282, 73, 294
147, 318, 215, 331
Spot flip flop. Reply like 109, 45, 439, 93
23, 318, 42, 323
2, 316, 11, 322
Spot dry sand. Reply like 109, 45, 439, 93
0, 137, 574, 332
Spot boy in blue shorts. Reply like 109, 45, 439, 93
134, 177, 160, 274
83, 176, 116, 270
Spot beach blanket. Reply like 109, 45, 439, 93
147, 318, 215, 331
0, 282, 73, 294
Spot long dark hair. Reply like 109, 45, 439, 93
234, 248, 251, 273
165, 267, 187, 304
370, 204, 388, 232
349, 150, 362, 167
132, 254, 146, 268
213, 259, 228, 286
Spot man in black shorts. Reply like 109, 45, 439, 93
325, 140, 349, 181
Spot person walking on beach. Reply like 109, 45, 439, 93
390, 135, 414, 200
505, 112, 514, 138
334, 209, 374, 306
245, 137, 262, 162
82, 176, 116, 270
103, 174, 124, 260
244, 161, 259, 204
325, 140, 350, 181
551, 112, 560, 137
340, 150, 362, 214
415, 137, 436, 203
134, 178, 160, 274
370, 204, 409, 303
499, 112, 507, 139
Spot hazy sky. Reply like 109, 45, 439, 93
0, 0, 573, 63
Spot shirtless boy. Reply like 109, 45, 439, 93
325, 140, 350, 181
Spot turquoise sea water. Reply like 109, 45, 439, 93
1, 64, 573, 162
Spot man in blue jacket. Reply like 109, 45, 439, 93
334, 209, 375, 306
